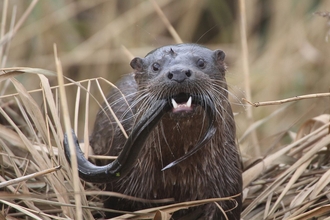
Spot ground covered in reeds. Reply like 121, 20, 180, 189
1, 0, 330, 219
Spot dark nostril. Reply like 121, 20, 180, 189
185, 70, 191, 78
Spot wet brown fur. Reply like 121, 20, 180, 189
90, 44, 242, 219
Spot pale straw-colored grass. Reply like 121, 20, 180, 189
1, 1, 330, 219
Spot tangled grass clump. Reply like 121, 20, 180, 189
0, 69, 329, 219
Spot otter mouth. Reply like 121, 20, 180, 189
170, 93, 194, 113
64, 94, 217, 183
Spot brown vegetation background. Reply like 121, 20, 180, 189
2, 0, 329, 156
1, 0, 330, 219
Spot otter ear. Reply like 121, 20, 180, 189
130, 57, 144, 72
214, 50, 225, 62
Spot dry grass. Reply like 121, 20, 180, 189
1, 0, 330, 219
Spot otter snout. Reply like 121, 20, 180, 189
167, 68, 192, 83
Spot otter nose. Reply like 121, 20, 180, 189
167, 69, 192, 83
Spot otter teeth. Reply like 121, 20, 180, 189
171, 98, 179, 109
187, 96, 192, 108
171, 96, 192, 110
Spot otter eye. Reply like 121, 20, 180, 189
197, 59, 205, 68
152, 62, 160, 72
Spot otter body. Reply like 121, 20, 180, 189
90, 44, 242, 219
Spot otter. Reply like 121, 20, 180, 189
64, 44, 242, 219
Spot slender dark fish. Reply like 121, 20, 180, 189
64, 96, 216, 182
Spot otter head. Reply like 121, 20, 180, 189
130, 44, 228, 119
